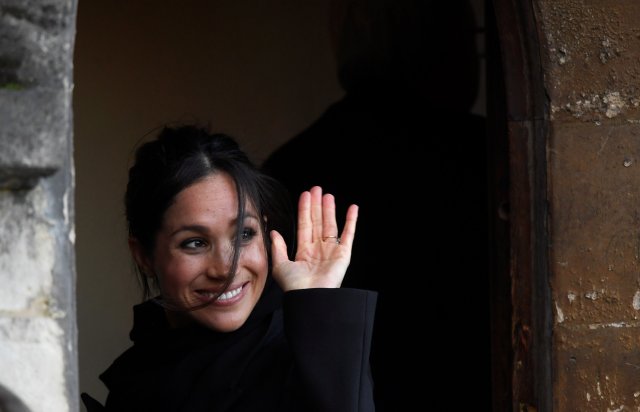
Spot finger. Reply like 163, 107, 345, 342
338, 204, 359, 247
270, 230, 289, 267
309, 186, 323, 242
322, 193, 338, 239
297, 190, 312, 245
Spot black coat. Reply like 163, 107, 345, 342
82, 282, 377, 412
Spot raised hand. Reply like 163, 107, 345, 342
270, 186, 358, 291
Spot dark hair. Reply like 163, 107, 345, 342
125, 124, 293, 303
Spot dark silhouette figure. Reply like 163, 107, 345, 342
263, 0, 491, 410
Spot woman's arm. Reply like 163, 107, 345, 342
283, 288, 377, 412
270, 186, 376, 411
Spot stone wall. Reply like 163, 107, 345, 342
536, 0, 640, 410
0, 1, 78, 411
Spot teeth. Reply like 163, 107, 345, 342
216, 285, 243, 301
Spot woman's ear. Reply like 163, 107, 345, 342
128, 237, 153, 276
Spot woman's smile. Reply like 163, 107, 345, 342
194, 281, 250, 306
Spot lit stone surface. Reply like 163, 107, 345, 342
0, 0, 78, 410
0, 318, 68, 412
0, 188, 55, 312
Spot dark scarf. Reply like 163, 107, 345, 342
97, 277, 284, 411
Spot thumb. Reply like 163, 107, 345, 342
270, 230, 289, 267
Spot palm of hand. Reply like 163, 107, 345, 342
269, 186, 358, 292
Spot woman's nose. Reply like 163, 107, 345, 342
205, 243, 233, 279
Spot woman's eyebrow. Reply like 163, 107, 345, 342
244, 213, 259, 221
169, 214, 260, 237
169, 224, 210, 237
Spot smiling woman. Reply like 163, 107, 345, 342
80, 124, 377, 412
132, 173, 270, 332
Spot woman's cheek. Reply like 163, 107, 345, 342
157, 257, 198, 291
244, 243, 269, 275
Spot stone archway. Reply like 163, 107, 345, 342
0, 0, 78, 410
490, 1, 640, 411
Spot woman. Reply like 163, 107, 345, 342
81, 124, 377, 411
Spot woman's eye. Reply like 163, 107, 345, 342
181, 239, 206, 249
241, 228, 257, 242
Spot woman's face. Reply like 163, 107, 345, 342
142, 172, 268, 332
